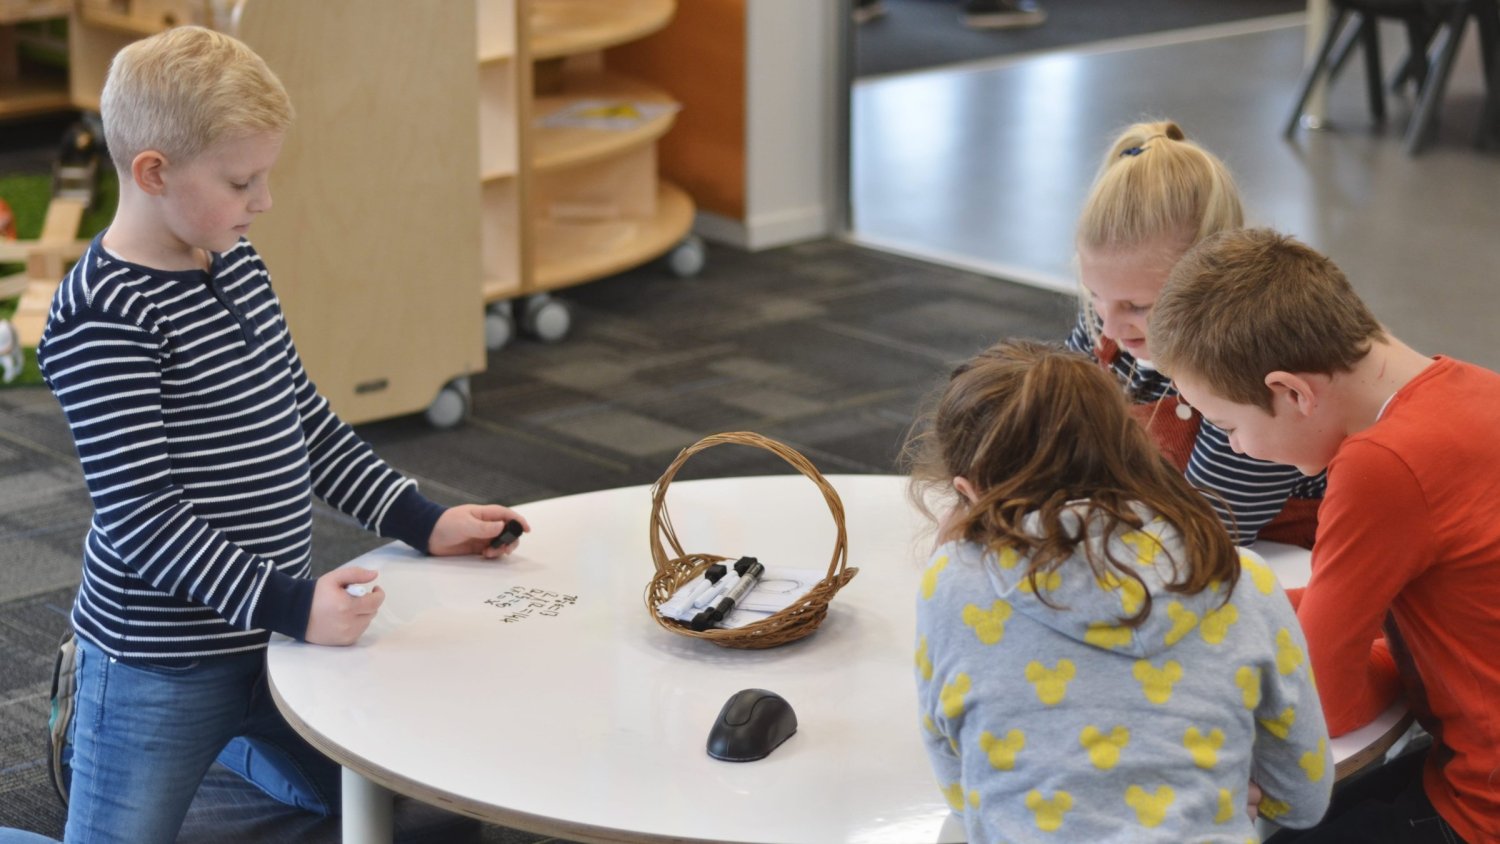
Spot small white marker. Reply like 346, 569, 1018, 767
345, 582, 376, 597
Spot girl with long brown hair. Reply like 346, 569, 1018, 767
907, 339, 1330, 842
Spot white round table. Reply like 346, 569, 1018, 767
268, 476, 1409, 843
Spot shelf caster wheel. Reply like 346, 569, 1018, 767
520, 295, 571, 343
484, 302, 515, 351
424, 377, 470, 430
666, 234, 706, 278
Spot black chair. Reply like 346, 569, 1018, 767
1285, 0, 1500, 154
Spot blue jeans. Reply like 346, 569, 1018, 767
5, 637, 340, 844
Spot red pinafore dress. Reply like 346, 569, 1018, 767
1098, 337, 1319, 549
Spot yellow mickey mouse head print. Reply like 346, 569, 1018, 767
1020, 569, 1063, 593
1165, 602, 1198, 646
996, 545, 1021, 569
1301, 737, 1327, 782
915, 637, 933, 682
1096, 569, 1146, 615
1132, 659, 1183, 704
940, 673, 971, 718
1079, 725, 1129, 770
1276, 628, 1305, 675
1240, 553, 1277, 594
1235, 666, 1262, 709
1199, 603, 1239, 644
1121, 530, 1163, 566
1214, 788, 1236, 824
1024, 659, 1076, 705
1183, 726, 1224, 769
980, 729, 1025, 771
1259, 706, 1297, 740
921, 554, 949, 600
1259, 796, 1292, 820
962, 600, 1012, 645
1083, 621, 1133, 650
940, 781, 980, 813
1124, 784, 1175, 828
1025, 789, 1073, 832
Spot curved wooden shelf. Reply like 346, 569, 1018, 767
532, 180, 693, 291
532, 70, 678, 172
529, 0, 673, 60
0, 75, 72, 119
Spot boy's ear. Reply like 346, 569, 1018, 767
1264, 371, 1322, 418
131, 150, 169, 195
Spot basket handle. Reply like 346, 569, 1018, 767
648, 432, 849, 584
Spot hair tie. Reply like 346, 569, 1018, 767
1120, 145, 1148, 157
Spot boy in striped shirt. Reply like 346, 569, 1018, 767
23, 26, 528, 843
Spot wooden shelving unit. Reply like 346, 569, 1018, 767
67, 0, 486, 427
528, 0, 673, 60
0, 0, 71, 120
50, 0, 702, 421
475, 0, 700, 348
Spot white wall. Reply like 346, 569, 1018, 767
696, 0, 842, 250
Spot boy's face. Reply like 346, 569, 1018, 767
1172, 370, 1342, 475
158, 131, 283, 255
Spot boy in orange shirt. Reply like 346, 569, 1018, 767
1147, 228, 1500, 843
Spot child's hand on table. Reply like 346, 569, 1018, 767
307, 567, 384, 645
429, 503, 531, 559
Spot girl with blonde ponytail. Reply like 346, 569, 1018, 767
1064, 120, 1322, 548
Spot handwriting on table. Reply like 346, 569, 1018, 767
483, 586, 579, 624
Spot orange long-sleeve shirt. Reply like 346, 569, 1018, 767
1299, 357, 1500, 843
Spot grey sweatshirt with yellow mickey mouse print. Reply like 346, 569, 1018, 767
914, 504, 1332, 843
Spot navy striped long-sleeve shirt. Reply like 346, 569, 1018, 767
37, 235, 445, 661
1065, 311, 1326, 543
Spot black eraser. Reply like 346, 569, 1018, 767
489, 519, 524, 549
704, 563, 728, 584
734, 556, 759, 576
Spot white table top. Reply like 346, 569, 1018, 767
267, 475, 1406, 844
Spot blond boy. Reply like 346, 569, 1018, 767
8, 27, 526, 842
1149, 227, 1500, 843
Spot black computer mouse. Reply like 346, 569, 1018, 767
706, 688, 798, 762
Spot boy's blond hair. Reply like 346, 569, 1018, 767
101, 25, 293, 172
1149, 228, 1383, 411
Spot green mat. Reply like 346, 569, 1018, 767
0, 170, 117, 387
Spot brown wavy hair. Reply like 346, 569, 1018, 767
904, 339, 1239, 624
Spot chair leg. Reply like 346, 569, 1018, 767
1404, 5, 1470, 155
1390, 19, 1434, 93
1360, 16, 1387, 123
1286, 8, 1354, 137
1328, 13, 1367, 81
1474, 0, 1500, 147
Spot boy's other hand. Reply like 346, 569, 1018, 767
429, 504, 530, 559
306, 567, 384, 646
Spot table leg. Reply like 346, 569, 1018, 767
342, 767, 394, 844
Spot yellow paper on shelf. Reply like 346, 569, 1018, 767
538, 99, 680, 131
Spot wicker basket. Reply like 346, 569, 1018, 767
645, 432, 858, 649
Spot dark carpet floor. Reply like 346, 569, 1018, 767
0, 238, 1076, 841
855, 0, 1306, 77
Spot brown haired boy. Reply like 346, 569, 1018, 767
1149, 227, 1500, 842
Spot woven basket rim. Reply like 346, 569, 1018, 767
644, 432, 858, 649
